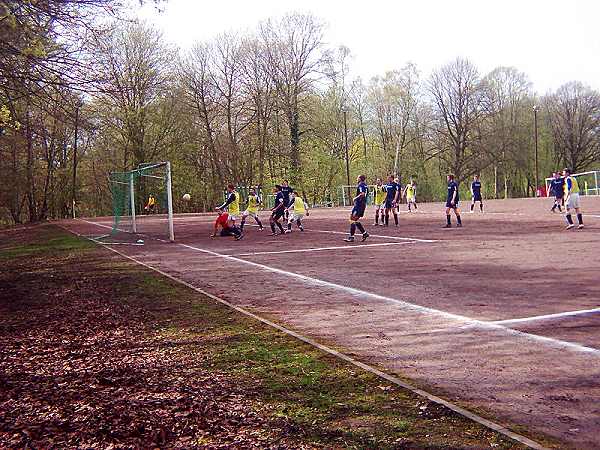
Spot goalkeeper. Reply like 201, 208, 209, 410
211, 208, 243, 240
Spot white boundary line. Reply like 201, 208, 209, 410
235, 241, 414, 257
492, 307, 600, 326
58, 223, 547, 450
309, 229, 438, 243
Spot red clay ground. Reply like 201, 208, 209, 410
62, 196, 600, 448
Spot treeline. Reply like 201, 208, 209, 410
2, 1, 600, 224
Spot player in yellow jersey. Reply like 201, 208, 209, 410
563, 168, 584, 229
372, 178, 386, 226
285, 191, 309, 233
240, 187, 264, 231
217, 183, 240, 225
403, 179, 418, 212
144, 194, 157, 214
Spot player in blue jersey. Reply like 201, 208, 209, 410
344, 175, 370, 242
269, 185, 286, 236
383, 175, 400, 227
470, 175, 484, 213
281, 180, 293, 220
444, 174, 462, 228
549, 172, 564, 212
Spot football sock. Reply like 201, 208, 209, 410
446, 214, 451, 225
356, 222, 365, 234
566, 214, 573, 225
577, 213, 583, 224
350, 222, 357, 236
457, 215, 462, 225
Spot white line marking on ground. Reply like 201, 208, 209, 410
310, 229, 438, 243
492, 307, 600, 326
59, 223, 547, 450
235, 241, 414, 257
75, 219, 600, 357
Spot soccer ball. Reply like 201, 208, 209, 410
182, 193, 191, 201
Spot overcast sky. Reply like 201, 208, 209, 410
137, 0, 600, 94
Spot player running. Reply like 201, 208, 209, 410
470, 175, 484, 213
403, 179, 418, 212
269, 185, 286, 236
444, 174, 463, 228
549, 172, 564, 213
285, 191, 309, 233
383, 175, 400, 227
563, 168, 584, 229
211, 208, 243, 240
240, 187, 264, 232
344, 175, 369, 242
217, 183, 241, 225
372, 178, 386, 225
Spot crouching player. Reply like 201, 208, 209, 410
211, 208, 243, 240
344, 175, 369, 242
240, 187, 264, 232
285, 192, 309, 233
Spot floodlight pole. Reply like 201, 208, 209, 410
71, 103, 79, 218
129, 172, 137, 233
533, 105, 539, 196
165, 161, 175, 242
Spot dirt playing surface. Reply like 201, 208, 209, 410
63, 196, 600, 448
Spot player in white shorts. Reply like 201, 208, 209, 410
403, 179, 417, 212
372, 178, 386, 225
240, 187, 264, 231
285, 192, 309, 233
563, 168, 584, 230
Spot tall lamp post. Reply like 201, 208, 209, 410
343, 109, 350, 187
533, 105, 539, 196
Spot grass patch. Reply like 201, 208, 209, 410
0, 225, 558, 449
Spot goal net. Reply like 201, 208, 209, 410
545, 170, 600, 197
108, 162, 174, 242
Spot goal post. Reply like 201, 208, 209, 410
108, 162, 175, 242
545, 169, 600, 197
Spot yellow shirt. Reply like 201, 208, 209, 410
228, 191, 240, 215
564, 176, 580, 195
291, 196, 306, 214
247, 195, 259, 213
406, 185, 415, 197
147, 196, 156, 206
374, 185, 386, 204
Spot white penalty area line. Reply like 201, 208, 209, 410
309, 229, 438, 243
492, 307, 600, 326
234, 241, 414, 257
58, 224, 547, 450
70, 219, 600, 358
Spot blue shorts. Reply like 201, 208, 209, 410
472, 193, 482, 202
384, 198, 395, 209
351, 204, 366, 218
446, 199, 459, 208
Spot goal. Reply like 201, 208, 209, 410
545, 170, 600, 197
108, 162, 174, 242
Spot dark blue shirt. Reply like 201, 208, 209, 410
447, 181, 459, 202
355, 182, 368, 206
550, 178, 564, 197
385, 182, 399, 200
274, 192, 285, 211
471, 181, 481, 194
281, 186, 293, 206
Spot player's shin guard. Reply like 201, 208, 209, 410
277, 221, 284, 233
240, 219, 246, 231
287, 221, 292, 231
393, 213, 398, 225
255, 217, 263, 228
457, 215, 462, 225
270, 222, 276, 233
384, 213, 389, 226
446, 214, 451, 225
566, 214, 573, 225
470, 203, 474, 212
350, 222, 357, 236
375, 210, 379, 225
577, 213, 583, 224
480, 203, 483, 212
355, 222, 365, 234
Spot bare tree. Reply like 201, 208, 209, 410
428, 58, 486, 183
259, 13, 325, 182
545, 81, 600, 172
